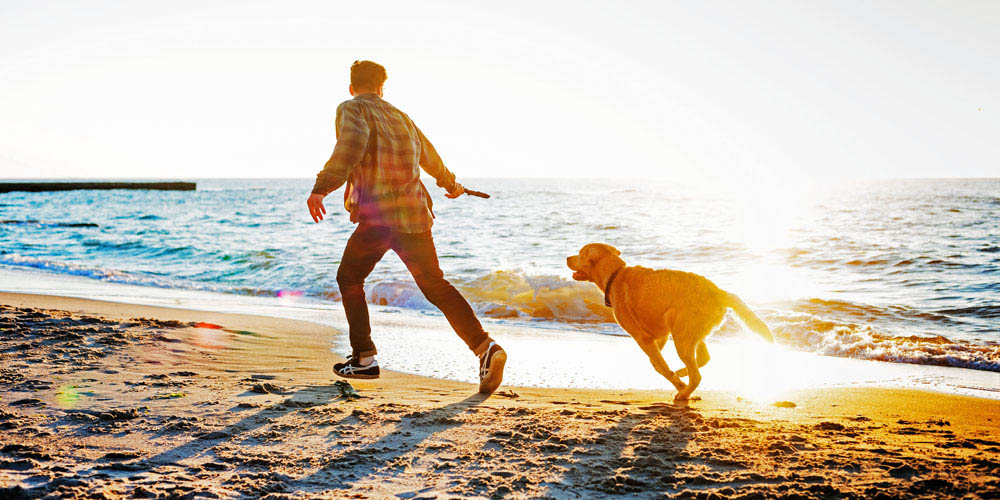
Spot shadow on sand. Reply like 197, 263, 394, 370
62, 383, 710, 497
71, 384, 489, 494
541, 401, 700, 496
291, 392, 488, 491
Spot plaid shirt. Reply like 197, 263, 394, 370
311, 93, 458, 233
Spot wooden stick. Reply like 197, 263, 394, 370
464, 188, 490, 199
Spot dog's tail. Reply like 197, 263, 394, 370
725, 292, 774, 343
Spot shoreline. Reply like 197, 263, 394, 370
2, 266, 999, 402
3, 292, 998, 421
2, 292, 1000, 498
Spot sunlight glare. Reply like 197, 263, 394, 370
704, 339, 794, 402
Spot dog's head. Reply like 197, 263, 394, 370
566, 243, 622, 283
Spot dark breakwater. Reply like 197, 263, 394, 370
0, 182, 195, 193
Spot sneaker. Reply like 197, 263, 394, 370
478, 341, 507, 395
333, 355, 380, 380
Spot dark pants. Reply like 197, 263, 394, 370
336, 223, 491, 358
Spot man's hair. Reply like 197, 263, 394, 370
351, 60, 387, 91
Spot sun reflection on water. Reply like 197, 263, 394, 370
700, 335, 912, 402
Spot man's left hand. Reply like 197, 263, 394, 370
307, 193, 327, 223
445, 182, 465, 199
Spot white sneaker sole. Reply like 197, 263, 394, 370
335, 372, 379, 380
478, 350, 507, 395
333, 366, 380, 380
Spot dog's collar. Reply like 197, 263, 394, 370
604, 267, 624, 307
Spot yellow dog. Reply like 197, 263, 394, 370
567, 243, 773, 401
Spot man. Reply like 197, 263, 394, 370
307, 60, 507, 395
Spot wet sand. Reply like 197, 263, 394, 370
1, 292, 999, 499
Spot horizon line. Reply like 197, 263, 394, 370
1, 176, 999, 182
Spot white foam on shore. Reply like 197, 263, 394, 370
3, 265, 999, 401
3, 253, 997, 375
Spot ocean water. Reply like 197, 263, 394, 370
1, 178, 998, 376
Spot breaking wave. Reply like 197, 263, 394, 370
0, 253, 275, 297
711, 303, 1000, 373
364, 270, 1000, 373
367, 270, 615, 324
0, 253, 180, 289
1, 256, 997, 373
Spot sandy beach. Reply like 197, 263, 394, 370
4, 0, 1000, 497
0, 292, 997, 499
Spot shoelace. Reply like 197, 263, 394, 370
339, 355, 374, 373
340, 360, 375, 373
479, 342, 496, 379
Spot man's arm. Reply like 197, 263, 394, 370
415, 126, 464, 198
312, 101, 370, 196
308, 101, 370, 222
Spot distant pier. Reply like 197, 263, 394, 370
0, 182, 196, 193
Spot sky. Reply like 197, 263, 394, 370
0, 0, 997, 181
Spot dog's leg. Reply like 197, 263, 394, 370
636, 339, 686, 392
675, 342, 710, 378
674, 342, 701, 401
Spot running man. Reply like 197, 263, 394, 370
307, 60, 506, 394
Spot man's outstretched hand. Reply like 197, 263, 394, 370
307, 193, 327, 223
445, 182, 465, 199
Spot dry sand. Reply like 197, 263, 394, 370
1, 292, 999, 499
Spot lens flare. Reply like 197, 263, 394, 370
55, 385, 82, 409
191, 327, 230, 350
277, 289, 304, 304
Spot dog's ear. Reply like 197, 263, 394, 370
582, 244, 609, 265
600, 244, 621, 256
585, 243, 620, 264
